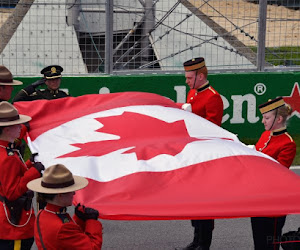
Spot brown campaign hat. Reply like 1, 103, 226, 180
41, 65, 63, 79
0, 65, 23, 86
0, 101, 31, 126
27, 164, 88, 194
183, 57, 206, 72
258, 97, 286, 114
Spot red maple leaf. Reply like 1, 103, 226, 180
58, 112, 203, 160
283, 82, 300, 116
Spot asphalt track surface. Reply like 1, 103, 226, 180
31, 168, 300, 250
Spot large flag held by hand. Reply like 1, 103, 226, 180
15, 92, 300, 220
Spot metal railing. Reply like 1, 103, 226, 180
0, 0, 299, 75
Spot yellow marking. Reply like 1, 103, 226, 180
14, 240, 21, 250
259, 99, 285, 114
285, 132, 294, 142
208, 86, 216, 94
184, 61, 205, 71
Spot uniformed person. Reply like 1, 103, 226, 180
178, 57, 224, 250
0, 101, 44, 250
182, 57, 223, 126
251, 97, 296, 250
12, 65, 68, 157
0, 65, 27, 154
13, 65, 69, 102
0, 65, 23, 102
27, 164, 103, 249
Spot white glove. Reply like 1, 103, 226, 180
181, 103, 192, 112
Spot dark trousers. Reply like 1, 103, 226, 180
0, 238, 34, 250
251, 216, 286, 250
191, 219, 214, 250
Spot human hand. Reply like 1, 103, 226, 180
23, 122, 30, 132
31, 78, 45, 88
84, 207, 99, 220
181, 103, 192, 112
33, 162, 45, 175
75, 203, 99, 221
30, 153, 39, 163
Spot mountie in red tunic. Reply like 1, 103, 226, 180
35, 204, 102, 250
0, 140, 41, 240
255, 127, 296, 168
187, 82, 223, 126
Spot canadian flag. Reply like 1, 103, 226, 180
14, 92, 300, 220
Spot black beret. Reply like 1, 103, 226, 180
41, 65, 63, 79
183, 57, 206, 71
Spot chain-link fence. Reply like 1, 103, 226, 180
0, 0, 299, 75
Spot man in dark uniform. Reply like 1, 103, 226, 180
178, 57, 223, 250
13, 65, 68, 102
13, 65, 68, 160
0, 65, 23, 102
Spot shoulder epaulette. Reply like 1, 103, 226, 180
29, 92, 38, 97
208, 86, 217, 94
285, 132, 294, 143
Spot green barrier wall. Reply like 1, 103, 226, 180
13, 72, 300, 139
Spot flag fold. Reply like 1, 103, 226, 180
14, 92, 300, 220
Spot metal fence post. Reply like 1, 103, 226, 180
141, 0, 155, 64
105, 0, 114, 74
257, 0, 267, 71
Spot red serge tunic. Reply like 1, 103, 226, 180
0, 140, 41, 240
255, 128, 296, 168
187, 82, 223, 126
35, 204, 103, 250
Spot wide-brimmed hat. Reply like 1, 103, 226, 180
0, 65, 23, 86
258, 97, 286, 114
0, 102, 31, 126
183, 57, 206, 72
27, 164, 88, 194
41, 65, 63, 79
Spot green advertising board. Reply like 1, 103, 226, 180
13, 71, 300, 139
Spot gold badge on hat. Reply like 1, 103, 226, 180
51, 67, 57, 74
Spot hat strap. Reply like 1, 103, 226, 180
269, 109, 278, 131
0, 115, 20, 122
193, 70, 198, 89
41, 179, 75, 188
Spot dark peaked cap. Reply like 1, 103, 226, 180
41, 65, 63, 79
183, 57, 206, 72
